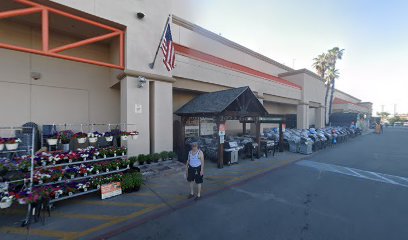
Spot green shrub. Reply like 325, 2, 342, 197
145, 154, 152, 164
121, 172, 143, 193
168, 151, 177, 159
128, 156, 138, 166
152, 153, 160, 162
160, 151, 168, 161
137, 154, 146, 165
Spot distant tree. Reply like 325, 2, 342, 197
389, 116, 402, 125
376, 112, 390, 121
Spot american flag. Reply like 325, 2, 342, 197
161, 23, 175, 71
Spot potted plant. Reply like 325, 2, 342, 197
46, 134, 59, 146
0, 195, 13, 209
0, 138, 5, 151
88, 131, 102, 143
58, 130, 73, 152
121, 172, 143, 193
160, 151, 168, 161
104, 131, 115, 142
137, 154, 145, 165
152, 153, 160, 163
128, 131, 139, 140
168, 151, 177, 160
128, 156, 138, 167
73, 132, 87, 144
145, 154, 152, 164
93, 164, 102, 174
120, 131, 129, 141
5, 138, 21, 151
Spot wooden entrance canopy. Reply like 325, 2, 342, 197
175, 86, 268, 168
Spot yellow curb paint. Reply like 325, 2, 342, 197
79, 200, 157, 208
0, 226, 77, 239
53, 212, 120, 221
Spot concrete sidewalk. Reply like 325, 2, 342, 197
0, 138, 364, 240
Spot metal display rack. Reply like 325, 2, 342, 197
1, 123, 138, 227
0, 127, 35, 226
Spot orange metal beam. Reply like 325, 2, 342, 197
0, 42, 124, 70
0, 0, 126, 69
50, 32, 120, 53
0, 6, 41, 19
42, 9, 49, 51
119, 32, 124, 68
16, 0, 121, 32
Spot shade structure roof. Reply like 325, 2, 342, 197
175, 86, 268, 117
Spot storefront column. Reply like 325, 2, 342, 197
315, 106, 325, 128
120, 77, 150, 156
150, 81, 173, 153
296, 102, 309, 129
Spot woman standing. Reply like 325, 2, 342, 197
186, 142, 204, 200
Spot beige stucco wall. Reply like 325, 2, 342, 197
0, 21, 119, 128
334, 90, 361, 104
173, 55, 302, 101
171, 23, 289, 77
263, 102, 297, 115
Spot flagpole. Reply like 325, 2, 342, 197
149, 14, 171, 69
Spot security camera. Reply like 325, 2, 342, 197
136, 12, 145, 19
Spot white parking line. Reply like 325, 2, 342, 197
297, 160, 408, 188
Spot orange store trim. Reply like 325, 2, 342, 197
333, 98, 368, 109
0, 0, 125, 70
173, 43, 302, 90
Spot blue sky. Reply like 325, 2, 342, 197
172, 0, 408, 115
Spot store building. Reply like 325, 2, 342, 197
0, 0, 371, 156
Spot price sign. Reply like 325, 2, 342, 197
101, 182, 122, 199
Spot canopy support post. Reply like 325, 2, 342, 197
255, 117, 261, 158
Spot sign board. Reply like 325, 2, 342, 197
200, 118, 216, 136
282, 123, 286, 132
101, 182, 122, 199
218, 131, 225, 136
185, 118, 199, 137
220, 135, 225, 144
135, 104, 142, 114
219, 123, 226, 132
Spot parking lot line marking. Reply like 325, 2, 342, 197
53, 212, 120, 221
297, 160, 408, 188
72, 204, 166, 239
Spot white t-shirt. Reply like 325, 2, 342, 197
189, 150, 202, 167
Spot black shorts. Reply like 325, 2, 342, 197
187, 165, 203, 184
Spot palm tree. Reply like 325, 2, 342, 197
327, 67, 339, 118
312, 53, 330, 124
327, 48, 344, 119
312, 47, 344, 126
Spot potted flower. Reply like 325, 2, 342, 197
121, 172, 143, 193
0, 195, 13, 209
93, 164, 102, 174
88, 131, 102, 143
128, 131, 139, 140
115, 147, 127, 156
104, 131, 115, 142
5, 138, 21, 151
65, 185, 77, 196
99, 148, 109, 159
120, 131, 129, 141
58, 130, 73, 152
0, 138, 5, 151
65, 168, 77, 179
73, 132, 87, 144
46, 134, 59, 146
